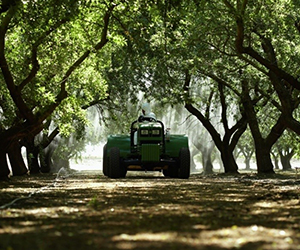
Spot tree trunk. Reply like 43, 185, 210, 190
241, 79, 286, 174
7, 140, 28, 176
202, 151, 213, 175
271, 152, 280, 169
244, 157, 251, 170
27, 149, 40, 174
203, 158, 213, 174
220, 145, 239, 173
39, 149, 51, 173
201, 145, 214, 174
255, 142, 275, 174
274, 157, 280, 170
241, 150, 253, 170
0, 120, 44, 178
280, 152, 293, 171
183, 69, 247, 174
185, 103, 244, 174
0, 142, 10, 179
39, 142, 59, 173
24, 137, 41, 174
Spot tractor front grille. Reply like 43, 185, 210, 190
141, 144, 160, 162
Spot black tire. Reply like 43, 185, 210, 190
102, 144, 108, 176
178, 147, 190, 179
108, 147, 126, 178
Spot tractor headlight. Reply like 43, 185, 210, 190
152, 130, 160, 136
141, 130, 149, 135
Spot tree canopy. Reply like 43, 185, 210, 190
1, 0, 300, 177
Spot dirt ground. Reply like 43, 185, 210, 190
0, 169, 300, 250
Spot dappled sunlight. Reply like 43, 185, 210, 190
1, 173, 300, 249
112, 232, 177, 242
110, 225, 296, 250
198, 225, 295, 249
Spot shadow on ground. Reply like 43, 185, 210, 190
0, 171, 300, 250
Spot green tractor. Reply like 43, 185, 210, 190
102, 117, 190, 178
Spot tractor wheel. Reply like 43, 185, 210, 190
108, 147, 126, 178
102, 144, 108, 176
178, 147, 190, 179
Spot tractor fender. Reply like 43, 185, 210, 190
165, 135, 189, 157
106, 135, 131, 158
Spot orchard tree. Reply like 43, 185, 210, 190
0, 0, 125, 178
219, 0, 300, 172
223, 0, 300, 133
103, 1, 249, 173
184, 71, 247, 173
275, 130, 298, 170
236, 128, 254, 170
110, 0, 298, 174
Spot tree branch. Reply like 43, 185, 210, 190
0, 3, 36, 122
199, 69, 241, 96
18, 18, 69, 91
36, 4, 115, 122
218, 82, 229, 132
228, 1, 300, 90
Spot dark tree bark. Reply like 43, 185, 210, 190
23, 136, 41, 174
39, 144, 55, 173
0, 4, 114, 178
254, 142, 274, 174
279, 149, 294, 171
7, 140, 28, 176
241, 80, 286, 174
184, 70, 246, 174
185, 103, 246, 174
232, 8, 300, 136
218, 143, 239, 173
0, 117, 47, 177
241, 80, 272, 173
0, 141, 11, 179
